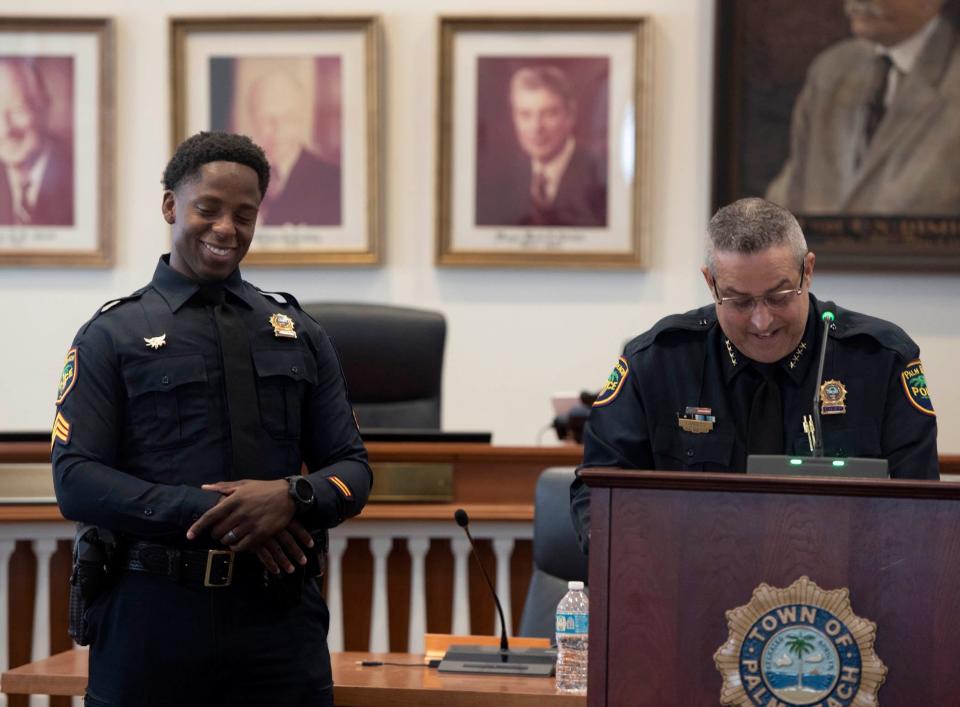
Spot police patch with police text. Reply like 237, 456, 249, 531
593, 356, 629, 407
56, 348, 78, 405
900, 359, 935, 416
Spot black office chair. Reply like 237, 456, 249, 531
301, 302, 446, 429
517, 467, 589, 638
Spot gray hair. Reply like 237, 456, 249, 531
705, 198, 807, 275
510, 65, 576, 112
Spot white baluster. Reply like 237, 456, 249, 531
0, 539, 16, 707
30, 538, 58, 707
451, 536, 471, 635
492, 537, 515, 636
406, 537, 430, 653
325, 536, 348, 652
368, 537, 393, 652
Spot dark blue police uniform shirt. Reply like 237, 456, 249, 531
571, 294, 939, 552
52, 256, 372, 545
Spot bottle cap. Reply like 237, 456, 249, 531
568, 580, 585, 590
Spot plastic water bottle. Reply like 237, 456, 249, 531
555, 580, 588, 694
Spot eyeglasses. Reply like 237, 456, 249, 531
711, 262, 805, 314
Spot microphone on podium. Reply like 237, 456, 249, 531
808, 310, 835, 457
748, 310, 888, 478
437, 508, 556, 676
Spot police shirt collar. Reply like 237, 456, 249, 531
152, 255, 252, 312
719, 294, 817, 384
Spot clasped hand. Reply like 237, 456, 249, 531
186, 479, 314, 575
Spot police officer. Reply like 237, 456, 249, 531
52, 132, 371, 706
571, 198, 938, 552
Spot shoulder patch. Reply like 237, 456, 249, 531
900, 359, 935, 416
593, 356, 629, 407
56, 348, 78, 405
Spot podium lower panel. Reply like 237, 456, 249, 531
590, 484, 960, 705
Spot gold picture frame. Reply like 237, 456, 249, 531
713, 1, 960, 270
0, 17, 114, 267
436, 16, 651, 268
170, 16, 381, 266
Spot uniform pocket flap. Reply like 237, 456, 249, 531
253, 348, 318, 385
654, 422, 734, 466
123, 354, 208, 397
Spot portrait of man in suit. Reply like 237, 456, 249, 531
766, 0, 960, 215
475, 61, 608, 228
0, 57, 74, 227
210, 56, 342, 227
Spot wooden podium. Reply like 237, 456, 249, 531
581, 469, 960, 705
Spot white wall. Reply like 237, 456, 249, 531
1, 0, 958, 454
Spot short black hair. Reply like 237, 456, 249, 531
162, 131, 270, 198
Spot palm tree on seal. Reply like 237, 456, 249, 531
784, 633, 816, 689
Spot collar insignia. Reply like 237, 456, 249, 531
788, 341, 807, 369
270, 313, 298, 339
715, 576, 886, 707
678, 406, 715, 434
819, 379, 847, 415
724, 339, 738, 367
144, 334, 166, 350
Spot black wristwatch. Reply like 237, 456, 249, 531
285, 475, 316, 515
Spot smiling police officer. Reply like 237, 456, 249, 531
570, 197, 938, 553
52, 131, 370, 707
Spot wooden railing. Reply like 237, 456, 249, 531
0, 442, 583, 707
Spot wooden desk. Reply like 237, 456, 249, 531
1, 649, 585, 707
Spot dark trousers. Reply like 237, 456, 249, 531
83, 571, 333, 707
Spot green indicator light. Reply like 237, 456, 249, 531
790, 459, 803, 465
832, 460, 845, 467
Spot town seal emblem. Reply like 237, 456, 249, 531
714, 576, 886, 706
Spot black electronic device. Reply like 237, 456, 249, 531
747, 454, 888, 478
358, 429, 492, 444
437, 508, 556, 676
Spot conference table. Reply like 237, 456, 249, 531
1, 649, 585, 706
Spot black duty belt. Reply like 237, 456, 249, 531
124, 541, 263, 589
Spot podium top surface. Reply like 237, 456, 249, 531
579, 467, 960, 500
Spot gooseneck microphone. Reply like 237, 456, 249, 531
438, 509, 556, 674
810, 311, 835, 457
454, 508, 510, 654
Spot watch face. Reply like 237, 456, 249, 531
293, 477, 314, 503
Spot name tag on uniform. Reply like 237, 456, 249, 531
678, 406, 715, 434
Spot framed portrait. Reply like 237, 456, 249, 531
436, 17, 651, 268
171, 16, 381, 266
0, 17, 114, 266
714, 0, 960, 270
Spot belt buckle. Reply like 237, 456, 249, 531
203, 550, 234, 587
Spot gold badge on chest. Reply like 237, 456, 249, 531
819, 379, 847, 415
269, 313, 298, 339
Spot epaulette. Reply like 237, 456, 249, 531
79, 286, 150, 335
823, 300, 918, 360
625, 305, 715, 355
256, 287, 302, 310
